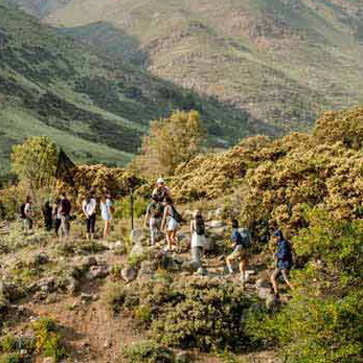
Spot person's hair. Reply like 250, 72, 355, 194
232, 219, 239, 229
164, 196, 173, 205
85, 193, 92, 203
26, 196, 31, 203
151, 194, 158, 202
273, 229, 284, 240
193, 210, 202, 219
61, 192, 66, 198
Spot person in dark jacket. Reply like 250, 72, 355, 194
42, 201, 53, 231
270, 230, 294, 299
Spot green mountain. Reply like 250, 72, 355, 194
0, 0, 277, 181
12, 0, 363, 132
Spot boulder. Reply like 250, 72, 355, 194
33, 252, 50, 266
257, 287, 272, 300
183, 210, 193, 220
196, 267, 208, 276
82, 256, 98, 268
182, 260, 200, 272
255, 278, 271, 289
66, 277, 79, 294
214, 207, 224, 219
38, 277, 56, 294
206, 210, 214, 221
130, 229, 146, 245
130, 243, 144, 257
0, 281, 25, 302
203, 238, 216, 252
121, 266, 138, 282
138, 260, 157, 281
87, 265, 109, 280
209, 220, 225, 228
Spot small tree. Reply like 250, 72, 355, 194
11, 136, 58, 200
134, 110, 205, 176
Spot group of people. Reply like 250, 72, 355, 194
20, 191, 114, 240
144, 178, 294, 298
19, 177, 293, 299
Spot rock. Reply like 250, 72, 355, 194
43, 358, 53, 363
182, 260, 200, 272
130, 243, 144, 257
83, 256, 98, 268
209, 220, 225, 228
81, 293, 94, 303
103, 339, 112, 349
214, 207, 224, 219
20, 349, 28, 355
66, 277, 79, 294
203, 238, 216, 252
255, 278, 271, 289
175, 351, 194, 363
33, 252, 50, 265
38, 277, 56, 293
208, 226, 227, 237
206, 211, 214, 221
0, 281, 25, 302
138, 261, 157, 281
121, 266, 138, 282
183, 210, 193, 220
257, 287, 272, 300
130, 229, 146, 245
87, 265, 109, 280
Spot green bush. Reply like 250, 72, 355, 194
103, 282, 128, 315
0, 354, 21, 363
123, 340, 175, 363
113, 196, 148, 220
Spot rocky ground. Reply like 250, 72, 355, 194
0, 211, 283, 363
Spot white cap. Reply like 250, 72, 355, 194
157, 177, 165, 184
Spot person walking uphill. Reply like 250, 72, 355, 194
20, 196, 33, 233
100, 192, 113, 240
152, 177, 172, 203
144, 195, 163, 245
59, 193, 71, 238
82, 192, 97, 240
270, 230, 294, 300
226, 220, 250, 288
190, 210, 206, 268
161, 196, 183, 251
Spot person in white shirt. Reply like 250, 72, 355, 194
190, 210, 206, 268
23, 196, 33, 233
82, 192, 97, 240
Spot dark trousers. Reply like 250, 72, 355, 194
55, 218, 61, 235
86, 214, 96, 234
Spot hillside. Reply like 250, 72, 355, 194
0, 1, 275, 181
12, 0, 363, 132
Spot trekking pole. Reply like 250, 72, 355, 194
130, 188, 134, 231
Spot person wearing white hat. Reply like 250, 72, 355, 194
152, 177, 171, 203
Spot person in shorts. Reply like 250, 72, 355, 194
226, 219, 250, 287
190, 210, 206, 268
82, 192, 97, 240
270, 229, 294, 300
161, 196, 180, 251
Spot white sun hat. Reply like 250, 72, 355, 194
157, 177, 165, 184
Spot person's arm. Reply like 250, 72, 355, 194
161, 206, 169, 231
82, 201, 88, 218
24, 204, 31, 218
144, 205, 150, 228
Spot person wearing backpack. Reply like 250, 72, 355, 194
190, 210, 206, 268
144, 195, 164, 246
226, 220, 250, 287
270, 229, 294, 300
82, 192, 97, 240
152, 177, 172, 203
53, 199, 62, 237
161, 196, 182, 251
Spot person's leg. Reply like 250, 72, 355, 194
239, 257, 247, 285
149, 218, 156, 246
60, 216, 66, 238
226, 254, 234, 274
281, 270, 294, 290
271, 269, 281, 295
107, 220, 111, 237
86, 218, 90, 240
91, 215, 96, 240
103, 220, 107, 240
55, 219, 61, 236
171, 230, 177, 250
165, 231, 173, 250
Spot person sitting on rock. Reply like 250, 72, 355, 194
270, 229, 294, 301
190, 210, 206, 268
152, 177, 172, 203
226, 219, 250, 287
144, 194, 164, 246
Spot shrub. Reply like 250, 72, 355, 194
31, 317, 67, 362
0, 354, 21, 363
123, 340, 176, 363
103, 283, 128, 315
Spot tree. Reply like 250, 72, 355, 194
134, 110, 205, 176
11, 136, 58, 199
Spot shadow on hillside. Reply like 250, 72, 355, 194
58, 21, 148, 67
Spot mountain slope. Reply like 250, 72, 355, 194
0, 1, 276, 179
20, 0, 363, 130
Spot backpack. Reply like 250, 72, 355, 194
195, 216, 205, 235
154, 186, 167, 202
171, 205, 184, 224
239, 228, 251, 248
149, 202, 163, 219
19, 204, 26, 219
